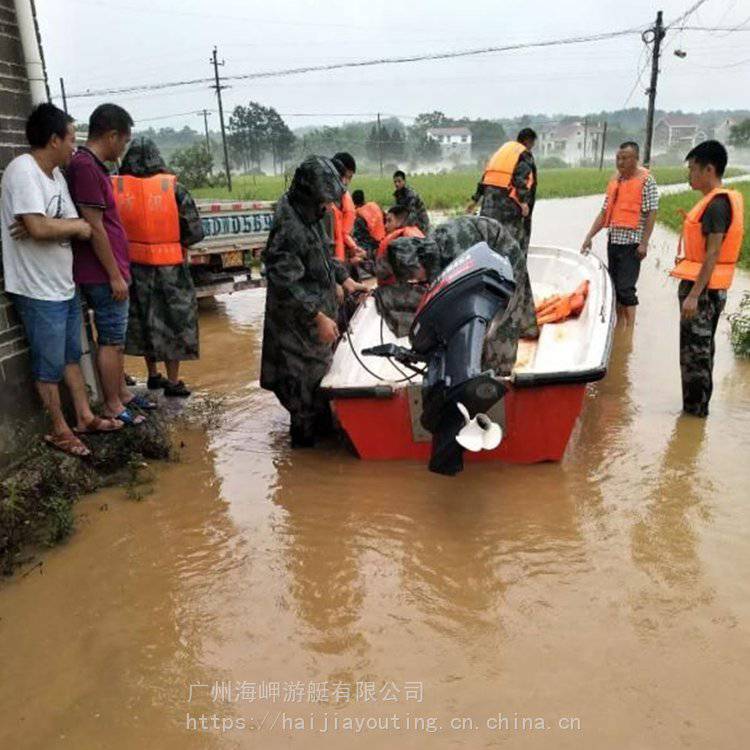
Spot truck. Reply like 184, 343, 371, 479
190, 200, 276, 297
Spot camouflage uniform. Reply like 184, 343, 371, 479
120, 137, 203, 362
378, 215, 524, 375
474, 150, 538, 337
678, 280, 727, 417
260, 156, 347, 444
394, 185, 430, 234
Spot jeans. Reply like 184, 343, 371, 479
9, 292, 83, 382
80, 282, 129, 346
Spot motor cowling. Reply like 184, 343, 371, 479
409, 242, 515, 475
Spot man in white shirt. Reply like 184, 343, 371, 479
1, 103, 122, 456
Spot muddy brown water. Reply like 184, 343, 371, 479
1, 195, 749, 749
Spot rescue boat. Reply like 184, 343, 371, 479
320, 244, 615, 466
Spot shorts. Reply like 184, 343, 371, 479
80, 282, 129, 346
9, 292, 83, 382
607, 241, 642, 307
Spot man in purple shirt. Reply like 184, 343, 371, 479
67, 103, 153, 425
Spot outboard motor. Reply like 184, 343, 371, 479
364, 242, 516, 475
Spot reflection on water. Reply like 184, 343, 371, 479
630, 417, 713, 631
1, 211, 749, 749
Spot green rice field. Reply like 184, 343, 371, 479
657, 181, 749, 269
192, 166, 741, 209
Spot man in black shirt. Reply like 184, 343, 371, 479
392, 170, 429, 234
671, 140, 744, 417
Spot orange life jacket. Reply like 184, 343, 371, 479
376, 225, 425, 286
111, 174, 182, 265
356, 202, 386, 242
670, 188, 744, 290
481, 141, 534, 206
535, 280, 589, 326
603, 168, 649, 229
331, 191, 357, 260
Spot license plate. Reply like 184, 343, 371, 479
233, 273, 248, 283
221, 250, 244, 268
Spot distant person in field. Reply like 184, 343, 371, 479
115, 137, 204, 398
393, 170, 429, 234
669, 140, 744, 417
581, 141, 659, 327
351, 189, 385, 262
470, 128, 539, 337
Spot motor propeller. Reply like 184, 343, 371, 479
455, 402, 503, 452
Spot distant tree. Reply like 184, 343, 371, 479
386, 127, 406, 161
468, 119, 507, 162
228, 102, 270, 172
413, 133, 441, 164
169, 144, 213, 189
729, 119, 750, 147
266, 109, 296, 174
412, 111, 451, 135
366, 125, 380, 162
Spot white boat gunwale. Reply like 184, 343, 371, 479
321, 244, 616, 398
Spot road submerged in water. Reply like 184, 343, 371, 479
1, 193, 748, 750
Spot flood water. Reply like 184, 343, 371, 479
1, 194, 749, 749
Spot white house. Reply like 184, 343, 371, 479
538, 121, 604, 166
654, 115, 708, 151
426, 126, 472, 161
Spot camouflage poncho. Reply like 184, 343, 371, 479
120, 137, 203, 361
260, 156, 348, 428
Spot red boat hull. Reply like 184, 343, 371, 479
331, 383, 587, 464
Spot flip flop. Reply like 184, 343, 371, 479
125, 394, 158, 411
45, 432, 92, 458
73, 416, 124, 435
112, 409, 147, 427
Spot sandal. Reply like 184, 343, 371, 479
111, 409, 147, 427
73, 416, 124, 435
124, 394, 158, 411
163, 380, 191, 398
45, 432, 92, 458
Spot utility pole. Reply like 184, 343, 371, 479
210, 46, 232, 192
583, 117, 588, 164
599, 121, 608, 170
377, 112, 383, 178
59, 77, 67, 114
643, 10, 665, 167
199, 109, 211, 152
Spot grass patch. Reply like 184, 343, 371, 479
728, 291, 750, 358
192, 167, 742, 209
0, 412, 173, 574
657, 181, 750, 269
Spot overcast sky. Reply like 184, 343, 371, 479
36, 0, 750, 131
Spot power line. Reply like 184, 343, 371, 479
666, 0, 711, 29
622, 45, 650, 108
677, 24, 750, 30
65, 25, 645, 100
135, 110, 211, 123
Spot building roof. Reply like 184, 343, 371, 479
657, 114, 700, 129
426, 126, 472, 137
541, 121, 603, 140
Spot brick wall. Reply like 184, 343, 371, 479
0, 0, 41, 461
